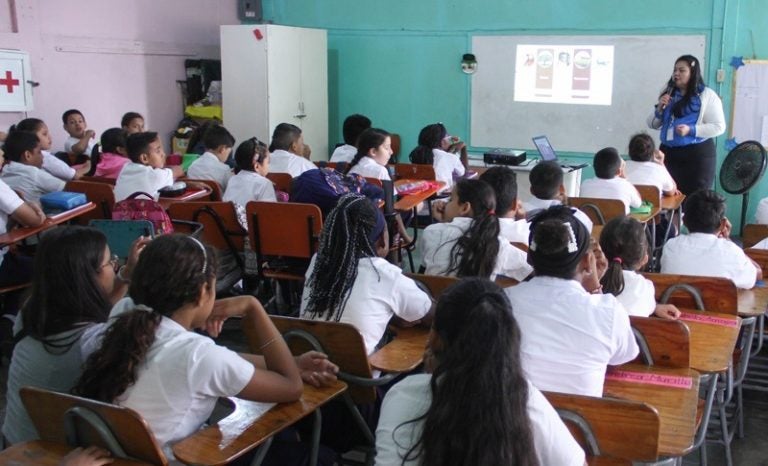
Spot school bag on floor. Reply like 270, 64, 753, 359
291, 168, 384, 217
112, 192, 174, 235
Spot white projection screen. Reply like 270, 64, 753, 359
470, 35, 706, 153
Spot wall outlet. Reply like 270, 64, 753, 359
716, 68, 726, 83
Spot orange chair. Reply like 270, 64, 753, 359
181, 178, 223, 201
567, 197, 625, 225
64, 180, 116, 225
394, 163, 436, 181
266, 173, 293, 195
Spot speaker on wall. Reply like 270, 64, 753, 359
238, 0, 262, 22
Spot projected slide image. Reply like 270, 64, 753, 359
514, 45, 614, 105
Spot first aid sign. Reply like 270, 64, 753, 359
0, 50, 33, 112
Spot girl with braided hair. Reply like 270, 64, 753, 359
301, 194, 432, 354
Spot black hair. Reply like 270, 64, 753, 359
21, 226, 112, 353
12, 118, 45, 133
593, 147, 622, 179
202, 124, 235, 151
628, 133, 655, 162
99, 128, 128, 154
186, 120, 218, 155
409, 123, 447, 165
479, 166, 518, 217
342, 114, 372, 145
599, 216, 648, 296
2, 130, 39, 162
303, 194, 381, 321
528, 205, 590, 279
234, 137, 269, 173
121, 112, 144, 128
126, 131, 159, 163
345, 128, 390, 175
529, 160, 563, 200
682, 189, 725, 234
400, 278, 538, 466
269, 123, 302, 152
61, 109, 84, 125
74, 235, 217, 403
661, 55, 707, 119
443, 179, 501, 278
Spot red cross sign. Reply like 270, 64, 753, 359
0, 70, 20, 93
0, 50, 33, 111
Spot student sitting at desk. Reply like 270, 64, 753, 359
12, 118, 89, 181
330, 113, 372, 163
579, 147, 642, 214
0, 129, 65, 203
624, 132, 679, 196
504, 206, 639, 397
186, 124, 235, 190
478, 166, 529, 243
268, 122, 316, 177
661, 189, 761, 289
114, 132, 184, 201
376, 278, 585, 466
344, 128, 393, 180
521, 160, 593, 232
408, 123, 467, 190
92, 128, 130, 179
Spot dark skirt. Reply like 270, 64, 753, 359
661, 139, 716, 196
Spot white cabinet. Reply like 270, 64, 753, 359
221, 25, 328, 160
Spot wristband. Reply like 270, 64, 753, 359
117, 265, 131, 283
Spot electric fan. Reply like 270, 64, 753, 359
719, 140, 768, 233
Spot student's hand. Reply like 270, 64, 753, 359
84, 129, 96, 140
653, 304, 681, 320
448, 141, 466, 154
431, 200, 447, 222
302, 144, 312, 159
657, 94, 671, 112
29, 201, 45, 221
675, 124, 691, 137
514, 200, 527, 221
58, 446, 113, 466
718, 217, 732, 239
296, 351, 339, 387
202, 313, 228, 338
212, 295, 262, 319
170, 165, 185, 179
653, 149, 665, 164
122, 235, 151, 279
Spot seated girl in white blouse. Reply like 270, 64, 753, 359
345, 128, 392, 180
408, 123, 467, 191
223, 137, 276, 229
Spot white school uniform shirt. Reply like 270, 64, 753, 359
64, 135, 96, 156
579, 177, 642, 214
300, 256, 432, 355
521, 197, 594, 233
186, 152, 233, 190
0, 162, 66, 203
348, 156, 390, 180
418, 217, 533, 281
615, 270, 656, 317
661, 233, 758, 289
0, 180, 24, 268
223, 170, 277, 208
752, 237, 768, 249
624, 160, 675, 194
42, 150, 76, 181
504, 276, 639, 397
498, 217, 530, 243
375, 374, 585, 466
431, 148, 464, 190
330, 144, 357, 163
755, 197, 768, 224
269, 149, 316, 178
113, 162, 174, 201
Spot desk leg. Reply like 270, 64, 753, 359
250, 436, 273, 466
310, 409, 322, 466
691, 373, 719, 466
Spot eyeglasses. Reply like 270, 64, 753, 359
101, 254, 120, 273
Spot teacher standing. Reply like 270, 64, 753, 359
647, 54, 725, 195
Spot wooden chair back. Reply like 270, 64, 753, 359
268, 316, 376, 404
390, 133, 401, 158
745, 247, 768, 277
630, 316, 690, 368
394, 163, 436, 181
246, 200, 322, 261
20, 387, 167, 465
64, 180, 115, 225
181, 178, 223, 201
404, 273, 458, 299
364, 177, 383, 188
266, 173, 293, 194
80, 175, 117, 186
168, 202, 246, 252
316, 161, 339, 170
742, 223, 768, 248
641, 272, 738, 315
511, 241, 529, 252
567, 197, 625, 225
635, 184, 661, 211
544, 392, 660, 462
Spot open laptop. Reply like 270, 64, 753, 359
531, 135, 589, 171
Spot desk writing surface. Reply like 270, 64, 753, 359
393, 179, 445, 212
737, 286, 768, 317
157, 186, 211, 210
630, 206, 662, 224
369, 325, 429, 373
678, 309, 741, 373
0, 202, 96, 247
661, 192, 685, 211
0, 441, 150, 466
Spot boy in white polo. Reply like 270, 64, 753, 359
580, 147, 642, 214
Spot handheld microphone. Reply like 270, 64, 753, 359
661, 79, 675, 110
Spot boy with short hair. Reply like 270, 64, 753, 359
268, 123, 315, 177
0, 130, 65, 202
62, 109, 96, 157
114, 132, 184, 201
625, 132, 678, 196
186, 125, 235, 189
330, 114, 372, 163
661, 189, 761, 289
479, 166, 529, 242
579, 147, 642, 214
523, 160, 593, 232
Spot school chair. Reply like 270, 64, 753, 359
544, 392, 661, 464
744, 247, 768, 278
266, 172, 293, 195
393, 163, 436, 181
19, 386, 168, 465
635, 184, 663, 268
79, 175, 117, 186
741, 223, 768, 248
567, 197, 625, 225
404, 272, 458, 298
179, 178, 223, 201
630, 316, 691, 369
390, 133, 401, 160
64, 180, 116, 225
363, 177, 383, 188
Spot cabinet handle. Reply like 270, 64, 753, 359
294, 114, 307, 119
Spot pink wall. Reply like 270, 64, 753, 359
0, 0, 239, 151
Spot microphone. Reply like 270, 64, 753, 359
661, 79, 675, 110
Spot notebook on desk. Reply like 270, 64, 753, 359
531, 135, 589, 171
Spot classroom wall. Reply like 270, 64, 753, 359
264, 0, 768, 228
0, 0, 239, 151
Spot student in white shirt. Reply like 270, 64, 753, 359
599, 216, 681, 319
0, 130, 66, 202
302, 194, 432, 354
345, 128, 392, 180
504, 206, 639, 397
661, 189, 762, 289
62, 109, 96, 157
187, 124, 235, 189
479, 166, 529, 243
74, 235, 338, 455
625, 132, 678, 196
419, 179, 532, 281
224, 137, 276, 229
580, 147, 642, 214
268, 123, 316, 177
13, 118, 90, 181
408, 123, 467, 190
121, 111, 145, 135
114, 132, 184, 201
330, 114, 371, 163
522, 160, 593, 232
376, 277, 585, 466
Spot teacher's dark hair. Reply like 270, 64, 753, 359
662, 55, 706, 118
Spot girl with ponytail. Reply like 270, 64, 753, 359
407, 123, 467, 191
599, 216, 681, 319
344, 128, 392, 179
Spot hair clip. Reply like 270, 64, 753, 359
563, 222, 578, 253
188, 236, 208, 275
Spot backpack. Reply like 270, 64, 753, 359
112, 192, 174, 235
291, 168, 384, 217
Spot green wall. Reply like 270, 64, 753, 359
265, 0, 768, 229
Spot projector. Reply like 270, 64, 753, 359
483, 149, 527, 166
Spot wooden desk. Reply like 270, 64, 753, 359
393, 179, 445, 212
172, 380, 347, 466
603, 363, 699, 457
737, 286, 768, 318
678, 309, 741, 374
369, 325, 429, 373
661, 192, 685, 211
158, 187, 212, 210
0, 202, 96, 247
0, 441, 149, 466
630, 205, 662, 224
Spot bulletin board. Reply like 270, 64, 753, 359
730, 60, 768, 147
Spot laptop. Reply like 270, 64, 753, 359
531, 135, 589, 171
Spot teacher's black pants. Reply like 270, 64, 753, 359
661, 139, 716, 196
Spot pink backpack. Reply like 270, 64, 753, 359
112, 192, 174, 235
